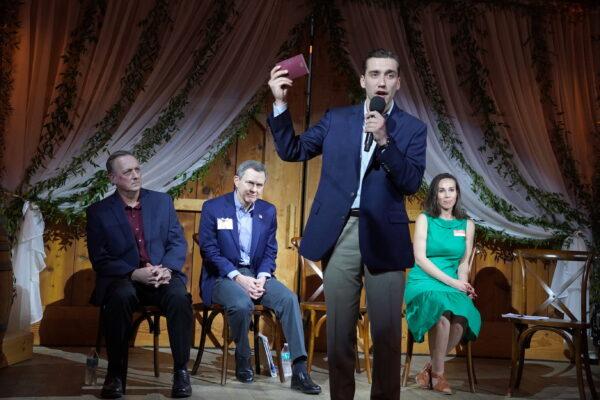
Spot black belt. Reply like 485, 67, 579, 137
349, 208, 360, 217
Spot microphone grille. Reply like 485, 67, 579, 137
369, 96, 386, 113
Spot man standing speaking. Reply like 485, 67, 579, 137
267, 49, 427, 400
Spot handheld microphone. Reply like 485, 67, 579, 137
364, 96, 386, 152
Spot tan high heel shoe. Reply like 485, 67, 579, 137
415, 362, 432, 389
431, 371, 452, 395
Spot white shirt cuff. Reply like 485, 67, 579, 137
273, 102, 288, 117
257, 272, 271, 279
227, 270, 241, 280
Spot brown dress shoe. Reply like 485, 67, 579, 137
431, 371, 452, 395
415, 362, 432, 389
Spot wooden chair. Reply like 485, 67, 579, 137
503, 249, 597, 399
401, 244, 480, 392
291, 237, 372, 383
95, 305, 163, 394
190, 233, 285, 385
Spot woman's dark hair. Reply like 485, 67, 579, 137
424, 173, 468, 219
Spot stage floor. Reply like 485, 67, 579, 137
0, 346, 597, 399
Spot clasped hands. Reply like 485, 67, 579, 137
131, 263, 172, 288
234, 274, 267, 300
450, 279, 477, 299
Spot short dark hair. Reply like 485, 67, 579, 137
362, 48, 400, 73
236, 160, 267, 179
424, 173, 468, 219
106, 150, 135, 174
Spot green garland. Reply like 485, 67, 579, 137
27, 0, 172, 199
529, 12, 592, 215
0, 0, 23, 181
309, 0, 364, 104
398, 4, 569, 235
20, 0, 106, 189
167, 9, 314, 197
441, 1, 586, 231
17, 0, 239, 235
54, 0, 238, 212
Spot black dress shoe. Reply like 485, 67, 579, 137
291, 370, 321, 395
172, 369, 192, 398
100, 376, 123, 399
235, 355, 254, 383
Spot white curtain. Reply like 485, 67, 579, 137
5, 0, 309, 198
339, 3, 597, 239
7, 201, 45, 333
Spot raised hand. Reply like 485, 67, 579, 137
268, 65, 293, 107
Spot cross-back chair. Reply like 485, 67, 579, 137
503, 249, 597, 399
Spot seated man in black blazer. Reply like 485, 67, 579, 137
87, 150, 193, 398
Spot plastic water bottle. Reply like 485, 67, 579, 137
85, 348, 99, 386
281, 343, 292, 377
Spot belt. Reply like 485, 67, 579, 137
349, 208, 360, 217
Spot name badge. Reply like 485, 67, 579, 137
217, 218, 233, 230
453, 229, 466, 237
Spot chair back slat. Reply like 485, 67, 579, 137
513, 248, 594, 323
291, 237, 325, 303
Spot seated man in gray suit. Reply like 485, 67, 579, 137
199, 160, 320, 395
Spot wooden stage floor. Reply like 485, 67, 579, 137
0, 346, 597, 399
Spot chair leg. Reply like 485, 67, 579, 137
122, 339, 130, 394
221, 316, 229, 386
354, 340, 361, 373
574, 332, 587, 400
95, 309, 103, 355
507, 325, 521, 396
273, 319, 285, 383
253, 313, 261, 375
401, 331, 414, 387
466, 341, 476, 393
515, 335, 527, 389
307, 310, 316, 373
581, 331, 598, 399
192, 310, 210, 375
362, 315, 372, 385
153, 314, 160, 377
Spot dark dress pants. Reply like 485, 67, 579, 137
324, 217, 405, 400
101, 277, 193, 376
212, 268, 307, 361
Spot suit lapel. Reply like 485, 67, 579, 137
140, 190, 153, 257
350, 105, 364, 180
225, 193, 241, 255
108, 192, 135, 245
250, 203, 262, 261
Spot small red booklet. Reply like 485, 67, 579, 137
277, 54, 309, 80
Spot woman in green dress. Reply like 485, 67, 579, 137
405, 173, 481, 394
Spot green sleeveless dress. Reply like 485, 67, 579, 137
404, 213, 481, 342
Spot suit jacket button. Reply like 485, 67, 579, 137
350, 192, 355, 197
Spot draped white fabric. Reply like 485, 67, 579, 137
7, 201, 46, 333
2, 0, 597, 238
5, 0, 307, 198
339, 3, 597, 239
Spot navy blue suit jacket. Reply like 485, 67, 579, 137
267, 104, 426, 271
86, 189, 188, 305
199, 192, 277, 305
